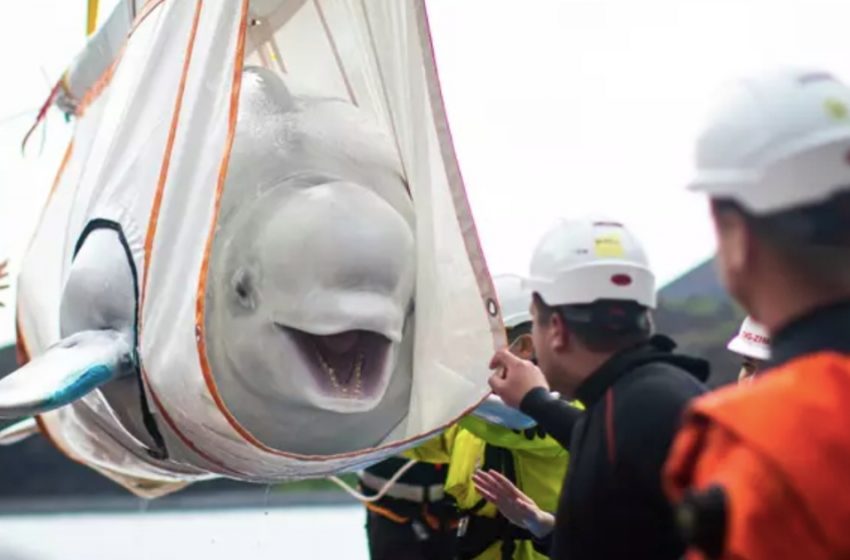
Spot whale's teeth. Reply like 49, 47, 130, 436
314, 345, 364, 398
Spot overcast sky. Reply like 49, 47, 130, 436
1, 0, 849, 346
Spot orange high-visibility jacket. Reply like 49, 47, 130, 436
664, 303, 850, 559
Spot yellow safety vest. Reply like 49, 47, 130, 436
406, 406, 579, 560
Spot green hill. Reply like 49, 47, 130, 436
655, 258, 745, 388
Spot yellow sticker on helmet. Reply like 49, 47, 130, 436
824, 98, 848, 120
594, 234, 625, 257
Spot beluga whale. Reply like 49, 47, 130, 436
204, 66, 416, 454
2, 0, 502, 498
3, 66, 415, 454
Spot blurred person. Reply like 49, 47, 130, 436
726, 316, 770, 383
665, 67, 850, 558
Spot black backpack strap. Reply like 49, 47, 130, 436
457, 444, 532, 560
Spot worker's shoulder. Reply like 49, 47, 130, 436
772, 350, 850, 376
694, 351, 850, 419
615, 360, 707, 408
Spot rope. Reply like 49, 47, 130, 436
327, 458, 419, 503
21, 80, 62, 154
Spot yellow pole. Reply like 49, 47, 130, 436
86, 0, 99, 36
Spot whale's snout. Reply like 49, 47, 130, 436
233, 181, 415, 413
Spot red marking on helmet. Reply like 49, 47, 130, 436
844, 149, 850, 165
611, 274, 632, 286
743, 331, 769, 345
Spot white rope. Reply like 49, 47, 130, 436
327, 458, 419, 503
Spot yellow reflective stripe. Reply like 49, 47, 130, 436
86, 0, 99, 36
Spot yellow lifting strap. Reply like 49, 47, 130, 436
86, 0, 99, 36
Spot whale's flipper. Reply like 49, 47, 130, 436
0, 417, 39, 445
0, 329, 134, 418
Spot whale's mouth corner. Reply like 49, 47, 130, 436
275, 324, 393, 408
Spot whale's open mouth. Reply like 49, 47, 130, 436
275, 324, 392, 403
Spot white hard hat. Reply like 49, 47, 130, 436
524, 218, 656, 308
493, 274, 532, 329
688, 67, 850, 215
727, 316, 771, 361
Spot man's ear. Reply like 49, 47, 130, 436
711, 204, 756, 288
550, 312, 570, 353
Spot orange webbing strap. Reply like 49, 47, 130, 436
365, 502, 410, 524
422, 504, 460, 531
366, 501, 460, 531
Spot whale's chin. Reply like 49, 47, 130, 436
274, 324, 394, 413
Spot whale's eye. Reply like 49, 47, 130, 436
231, 268, 255, 310
235, 279, 249, 299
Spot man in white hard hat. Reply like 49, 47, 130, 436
726, 317, 770, 383
664, 67, 850, 559
487, 218, 709, 559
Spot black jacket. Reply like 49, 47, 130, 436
521, 335, 709, 560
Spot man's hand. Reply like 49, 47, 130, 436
0, 260, 8, 308
473, 469, 555, 539
488, 348, 548, 409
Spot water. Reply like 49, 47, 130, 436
0, 505, 368, 560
